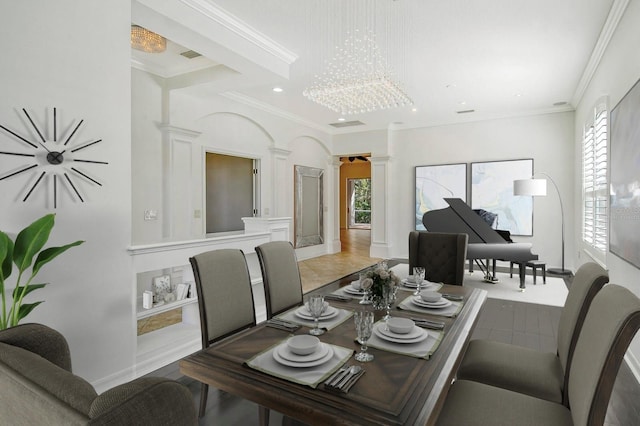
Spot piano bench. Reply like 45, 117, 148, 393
510, 260, 546, 285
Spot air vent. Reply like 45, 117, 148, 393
180, 50, 202, 59
329, 120, 365, 128
456, 109, 475, 114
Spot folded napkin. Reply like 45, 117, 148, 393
397, 295, 463, 318
245, 339, 353, 388
277, 305, 354, 331
365, 320, 444, 359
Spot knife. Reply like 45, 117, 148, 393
326, 365, 350, 387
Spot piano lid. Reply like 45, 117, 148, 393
421, 198, 506, 244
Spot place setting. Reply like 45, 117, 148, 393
366, 316, 444, 359
276, 295, 354, 332
246, 335, 354, 388
397, 290, 464, 318
400, 267, 443, 292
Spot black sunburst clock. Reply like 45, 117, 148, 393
0, 107, 108, 208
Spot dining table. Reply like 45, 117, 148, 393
179, 260, 488, 425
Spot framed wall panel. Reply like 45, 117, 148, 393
415, 163, 467, 230
471, 159, 533, 236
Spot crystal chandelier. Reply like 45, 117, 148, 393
130, 25, 166, 53
303, 0, 412, 115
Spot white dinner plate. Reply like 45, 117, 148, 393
377, 323, 424, 340
343, 286, 365, 295
401, 279, 440, 290
275, 342, 330, 363
373, 324, 428, 344
295, 305, 339, 320
273, 344, 334, 367
411, 296, 452, 309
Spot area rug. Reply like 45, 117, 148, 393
389, 263, 568, 307
463, 271, 568, 307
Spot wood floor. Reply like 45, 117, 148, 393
149, 229, 640, 425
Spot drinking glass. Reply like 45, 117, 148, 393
359, 272, 372, 305
383, 284, 398, 321
308, 295, 326, 336
413, 267, 425, 296
354, 310, 374, 362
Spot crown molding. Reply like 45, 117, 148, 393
180, 0, 298, 65
572, 0, 630, 106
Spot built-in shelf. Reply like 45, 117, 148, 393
136, 296, 198, 320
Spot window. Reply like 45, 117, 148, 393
582, 101, 608, 254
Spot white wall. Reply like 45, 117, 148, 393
573, 0, 640, 373
0, 1, 133, 389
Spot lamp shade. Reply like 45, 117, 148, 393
513, 178, 547, 196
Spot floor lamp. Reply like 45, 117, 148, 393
513, 173, 572, 276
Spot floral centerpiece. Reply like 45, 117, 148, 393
359, 261, 401, 311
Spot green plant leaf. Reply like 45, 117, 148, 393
15, 301, 43, 324
32, 241, 84, 277
0, 232, 13, 281
12, 283, 47, 298
13, 214, 55, 273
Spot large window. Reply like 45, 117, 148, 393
582, 101, 608, 254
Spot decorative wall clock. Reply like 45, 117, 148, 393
0, 107, 107, 208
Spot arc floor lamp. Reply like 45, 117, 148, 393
513, 173, 572, 276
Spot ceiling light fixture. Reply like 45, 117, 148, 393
303, 0, 412, 115
272, 87, 283, 93
130, 25, 166, 53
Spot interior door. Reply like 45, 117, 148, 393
347, 178, 371, 229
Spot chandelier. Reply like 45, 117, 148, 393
303, 0, 412, 115
130, 25, 166, 53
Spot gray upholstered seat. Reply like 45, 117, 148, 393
256, 241, 304, 319
456, 262, 608, 403
408, 231, 468, 285
437, 284, 640, 426
190, 249, 257, 418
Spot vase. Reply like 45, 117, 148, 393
371, 284, 396, 313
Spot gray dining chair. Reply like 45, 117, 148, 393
190, 249, 267, 422
256, 241, 304, 319
408, 231, 468, 285
436, 283, 640, 426
456, 262, 609, 404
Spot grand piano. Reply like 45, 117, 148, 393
422, 198, 538, 290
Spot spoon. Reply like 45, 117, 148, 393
335, 365, 362, 389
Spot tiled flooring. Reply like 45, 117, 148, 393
151, 229, 640, 425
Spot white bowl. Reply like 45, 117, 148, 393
406, 275, 416, 283
387, 317, 414, 334
351, 280, 362, 290
420, 290, 442, 303
287, 335, 320, 355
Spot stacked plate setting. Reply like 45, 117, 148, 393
401, 277, 439, 290
411, 291, 452, 309
273, 335, 334, 367
343, 280, 365, 296
294, 302, 339, 320
373, 318, 429, 344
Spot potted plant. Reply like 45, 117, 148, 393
0, 214, 83, 330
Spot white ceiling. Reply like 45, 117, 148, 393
132, 0, 619, 134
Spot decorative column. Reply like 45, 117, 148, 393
327, 157, 342, 253
369, 155, 392, 258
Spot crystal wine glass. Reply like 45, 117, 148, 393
308, 295, 326, 336
383, 284, 398, 321
359, 272, 372, 305
413, 267, 425, 296
354, 310, 374, 362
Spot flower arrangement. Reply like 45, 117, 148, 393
360, 261, 400, 309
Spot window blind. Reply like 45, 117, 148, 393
582, 104, 608, 252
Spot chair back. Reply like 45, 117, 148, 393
190, 249, 256, 348
408, 231, 468, 285
567, 284, 640, 426
256, 241, 304, 318
557, 262, 608, 403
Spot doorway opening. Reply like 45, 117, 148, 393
339, 154, 372, 258
347, 178, 371, 229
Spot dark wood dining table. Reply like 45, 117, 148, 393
179, 261, 487, 425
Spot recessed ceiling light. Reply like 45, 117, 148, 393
446, 83, 457, 89
514, 93, 523, 97
411, 108, 417, 112
459, 101, 467, 105
272, 87, 283, 93
338, 117, 346, 121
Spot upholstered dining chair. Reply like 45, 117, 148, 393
408, 231, 468, 285
255, 241, 304, 319
190, 249, 264, 420
456, 262, 609, 404
436, 283, 640, 426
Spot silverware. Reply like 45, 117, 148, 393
335, 365, 362, 389
441, 293, 463, 301
324, 294, 352, 302
340, 368, 365, 393
267, 318, 298, 328
325, 365, 350, 387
